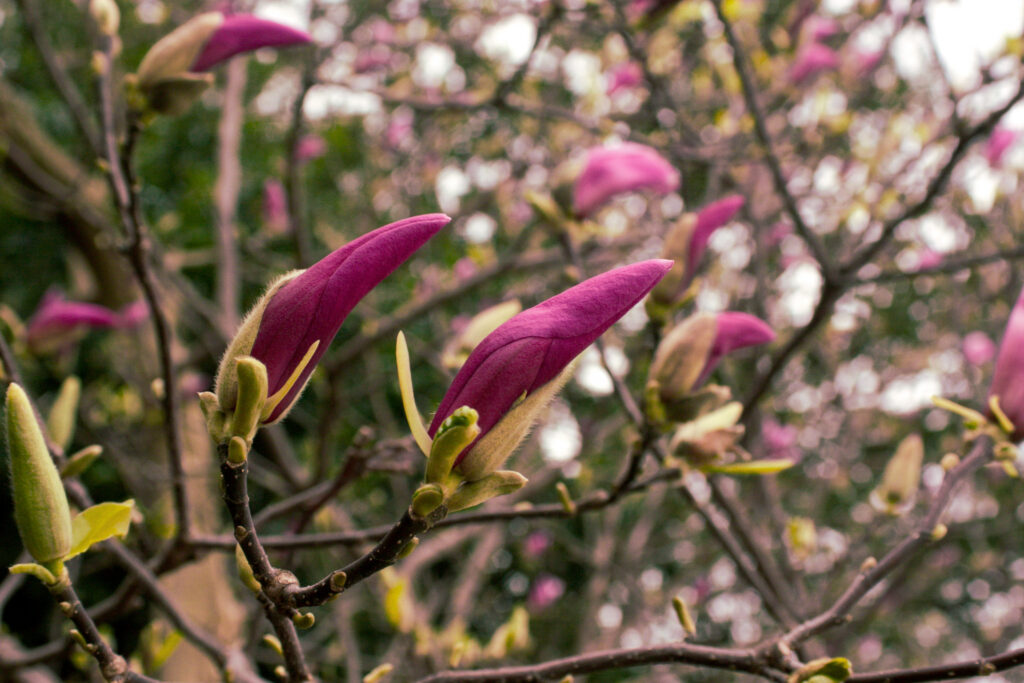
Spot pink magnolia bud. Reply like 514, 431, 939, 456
295, 135, 327, 164
428, 260, 672, 480
606, 62, 643, 95
988, 286, 1024, 438
963, 331, 996, 366
790, 42, 839, 84
216, 214, 449, 423
262, 178, 288, 235
985, 126, 1017, 168
573, 143, 680, 218
26, 291, 147, 355
527, 574, 565, 610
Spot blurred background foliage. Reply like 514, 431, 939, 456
1, 0, 1024, 681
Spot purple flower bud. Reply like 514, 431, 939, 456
985, 126, 1017, 168
687, 195, 745, 282
789, 42, 840, 84
528, 573, 565, 610
697, 312, 776, 386
26, 291, 147, 354
191, 14, 312, 72
988, 286, 1024, 438
217, 214, 449, 422
573, 143, 680, 218
428, 260, 672, 479
963, 331, 996, 366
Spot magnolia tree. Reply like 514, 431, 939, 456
2, 1, 1024, 682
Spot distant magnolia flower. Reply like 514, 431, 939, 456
428, 260, 672, 480
790, 42, 839, 84
528, 574, 565, 610
762, 419, 799, 460
963, 331, 996, 366
295, 135, 327, 164
915, 248, 943, 271
26, 291, 147, 355
136, 12, 311, 113
985, 126, 1017, 168
606, 62, 643, 95
216, 214, 450, 423
988, 285, 1024, 439
799, 15, 840, 42
573, 143, 680, 218
262, 178, 288, 235
523, 530, 552, 558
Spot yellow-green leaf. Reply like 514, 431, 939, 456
396, 332, 432, 457
702, 459, 795, 476
66, 500, 135, 559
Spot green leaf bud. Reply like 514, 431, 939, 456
5, 383, 72, 564
425, 406, 480, 486
788, 657, 852, 683
445, 470, 527, 512
46, 376, 81, 452
235, 545, 262, 594
410, 483, 444, 519
229, 357, 268, 443
60, 445, 102, 479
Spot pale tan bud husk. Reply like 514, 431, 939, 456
215, 270, 302, 411
649, 213, 697, 306
649, 312, 718, 403
455, 361, 577, 482
47, 376, 81, 452
668, 401, 744, 465
137, 12, 223, 87
5, 384, 72, 564
870, 433, 923, 515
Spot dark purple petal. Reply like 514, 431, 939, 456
988, 286, 1024, 439
573, 144, 680, 217
26, 291, 126, 354
697, 312, 775, 386
191, 14, 311, 72
686, 195, 745, 279
429, 260, 673, 451
251, 213, 449, 422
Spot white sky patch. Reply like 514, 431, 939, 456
435, 166, 471, 214
539, 400, 582, 464
413, 43, 456, 89
707, 223, 752, 271
562, 49, 603, 96
253, 0, 311, 31
303, 85, 381, 119
926, 0, 1024, 92
916, 212, 968, 253
575, 346, 614, 396
891, 23, 935, 85
460, 213, 497, 244
880, 370, 944, 415
476, 14, 537, 68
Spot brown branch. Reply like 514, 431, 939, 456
213, 57, 247, 334
847, 645, 1024, 683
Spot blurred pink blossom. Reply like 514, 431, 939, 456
800, 16, 839, 42
988, 285, 1024, 439
765, 221, 793, 247
387, 109, 415, 149
606, 62, 643, 95
528, 574, 565, 609
262, 178, 288, 235
963, 331, 996, 366
354, 45, 393, 73
295, 135, 326, 163
915, 249, 943, 271
368, 18, 395, 44
790, 42, 839, 84
985, 126, 1017, 168
573, 143, 680, 217
26, 291, 147, 355
453, 257, 478, 282
852, 49, 884, 74
523, 530, 552, 558
762, 419, 799, 460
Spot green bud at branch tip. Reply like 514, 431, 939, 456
363, 663, 395, 683
426, 406, 480, 485
931, 523, 948, 540
411, 483, 444, 519
8, 562, 59, 586
6, 384, 73, 564
273, 665, 287, 681
47, 376, 81, 452
330, 570, 348, 592
292, 612, 315, 630
235, 545, 262, 594
445, 470, 527, 513
227, 436, 248, 466
262, 635, 284, 657
556, 481, 576, 515
673, 595, 697, 636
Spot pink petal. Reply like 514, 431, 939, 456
573, 143, 680, 217
191, 14, 311, 72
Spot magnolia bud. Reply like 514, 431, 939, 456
648, 213, 698, 308
870, 433, 923, 515
89, 0, 121, 36
649, 313, 718, 403
445, 470, 527, 512
47, 376, 81, 452
137, 13, 224, 88
5, 384, 72, 564
668, 402, 744, 465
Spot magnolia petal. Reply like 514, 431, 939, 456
191, 14, 312, 72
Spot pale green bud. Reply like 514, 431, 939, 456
215, 271, 301, 411
197, 391, 228, 442
445, 471, 527, 512
47, 376, 81, 452
425, 407, 479, 486
229, 357, 268, 443
410, 484, 444, 519
5, 384, 72, 564
60, 445, 102, 479
787, 657, 852, 683
870, 433, 923, 515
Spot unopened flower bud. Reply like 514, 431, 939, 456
5, 384, 72, 564
229, 357, 268, 442
649, 312, 718, 402
870, 433, 923, 515
47, 376, 81, 452
425, 407, 480, 486
668, 402, 744, 465
89, 0, 120, 36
